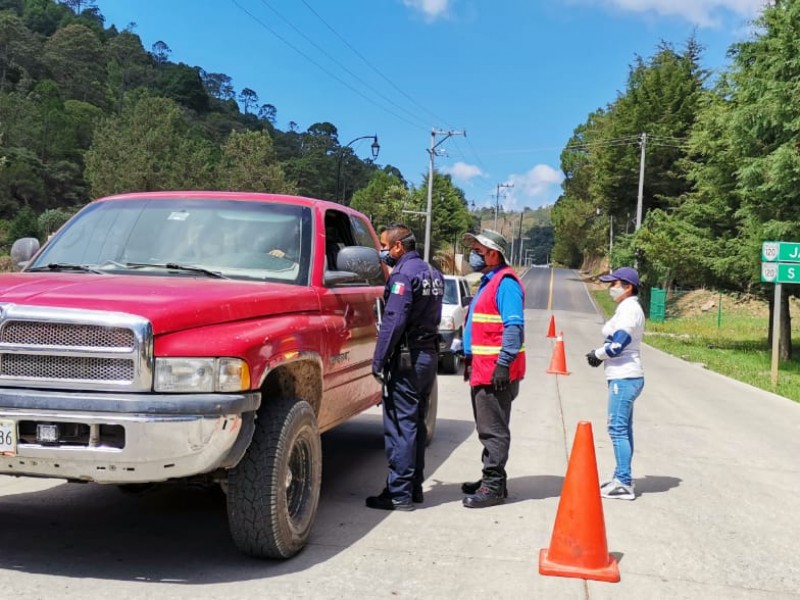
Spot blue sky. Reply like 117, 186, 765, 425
94, 0, 764, 212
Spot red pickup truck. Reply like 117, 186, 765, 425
0, 191, 437, 559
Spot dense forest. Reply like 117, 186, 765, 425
552, 1, 800, 355
0, 0, 482, 259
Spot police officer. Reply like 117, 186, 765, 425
460, 229, 526, 508
367, 224, 444, 511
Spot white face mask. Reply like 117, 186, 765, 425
609, 286, 626, 300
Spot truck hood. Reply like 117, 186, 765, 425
0, 273, 319, 335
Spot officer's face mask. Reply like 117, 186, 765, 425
379, 249, 397, 267
469, 249, 487, 271
609, 284, 626, 300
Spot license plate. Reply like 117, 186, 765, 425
0, 419, 17, 455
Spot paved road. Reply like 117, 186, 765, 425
1, 268, 799, 599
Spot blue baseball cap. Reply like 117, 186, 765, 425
599, 267, 640, 288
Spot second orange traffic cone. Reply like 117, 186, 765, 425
539, 421, 620, 583
546, 331, 569, 375
546, 314, 556, 338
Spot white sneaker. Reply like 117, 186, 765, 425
601, 479, 635, 500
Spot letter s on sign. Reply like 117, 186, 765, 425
790, 267, 795, 280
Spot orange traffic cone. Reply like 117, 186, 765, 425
546, 331, 570, 375
546, 314, 556, 338
539, 421, 620, 583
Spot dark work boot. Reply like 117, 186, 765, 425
461, 479, 508, 498
462, 486, 505, 509
380, 486, 423, 504
366, 491, 414, 511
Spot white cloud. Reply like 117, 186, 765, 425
403, 0, 451, 22
442, 161, 484, 182
595, 0, 765, 27
505, 165, 564, 208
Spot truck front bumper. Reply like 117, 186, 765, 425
0, 388, 260, 483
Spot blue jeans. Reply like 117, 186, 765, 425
607, 377, 644, 486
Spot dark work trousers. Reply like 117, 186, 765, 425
383, 348, 437, 502
470, 381, 520, 493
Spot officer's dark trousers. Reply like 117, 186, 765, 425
383, 348, 437, 502
470, 381, 519, 493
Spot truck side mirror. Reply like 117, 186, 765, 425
10, 237, 40, 271
461, 296, 472, 308
324, 246, 383, 287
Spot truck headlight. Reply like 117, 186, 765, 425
154, 358, 250, 392
439, 316, 456, 331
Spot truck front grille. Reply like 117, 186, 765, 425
0, 305, 152, 391
0, 321, 135, 349
2, 354, 135, 382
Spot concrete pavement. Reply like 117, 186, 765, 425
0, 281, 799, 598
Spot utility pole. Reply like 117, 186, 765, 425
517, 208, 526, 265
609, 215, 614, 265
636, 132, 647, 231
426, 128, 466, 262
519, 237, 529, 267
494, 183, 513, 230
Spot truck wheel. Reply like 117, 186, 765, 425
226, 397, 321, 559
424, 378, 438, 446
440, 352, 458, 374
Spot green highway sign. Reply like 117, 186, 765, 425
762, 241, 800, 263
761, 262, 800, 284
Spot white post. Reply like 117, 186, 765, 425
771, 283, 782, 388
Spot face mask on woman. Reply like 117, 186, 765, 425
469, 250, 487, 271
609, 285, 626, 300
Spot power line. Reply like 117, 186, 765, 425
230, 0, 427, 130
256, 0, 430, 130
298, 0, 451, 129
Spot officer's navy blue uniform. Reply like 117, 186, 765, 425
372, 250, 444, 502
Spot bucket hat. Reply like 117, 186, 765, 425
463, 229, 509, 262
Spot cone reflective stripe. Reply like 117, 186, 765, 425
546, 314, 556, 338
538, 421, 620, 583
546, 331, 569, 375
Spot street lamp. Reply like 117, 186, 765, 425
336, 134, 380, 203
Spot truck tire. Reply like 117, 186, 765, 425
424, 378, 438, 446
226, 397, 321, 559
439, 330, 462, 374
440, 352, 458, 374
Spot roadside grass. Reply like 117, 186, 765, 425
590, 289, 800, 403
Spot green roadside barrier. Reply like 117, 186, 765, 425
650, 287, 666, 323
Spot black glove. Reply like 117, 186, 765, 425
585, 350, 603, 368
372, 368, 384, 383
463, 355, 472, 382
492, 364, 510, 391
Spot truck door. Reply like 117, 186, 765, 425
317, 209, 385, 428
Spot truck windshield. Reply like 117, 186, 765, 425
30, 198, 313, 285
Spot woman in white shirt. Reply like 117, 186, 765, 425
586, 267, 645, 501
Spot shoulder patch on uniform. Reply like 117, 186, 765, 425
391, 281, 406, 295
